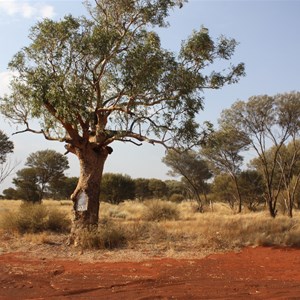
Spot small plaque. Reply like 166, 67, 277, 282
76, 191, 88, 211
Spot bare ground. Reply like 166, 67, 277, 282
1, 246, 300, 299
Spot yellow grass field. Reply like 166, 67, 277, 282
1, 199, 300, 260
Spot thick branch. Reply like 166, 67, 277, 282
43, 100, 82, 145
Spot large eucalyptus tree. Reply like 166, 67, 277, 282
0, 0, 244, 242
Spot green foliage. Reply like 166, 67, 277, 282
11, 150, 70, 202
2, 188, 19, 200
201, 126, 250, 175
143, 200, 180, 221
49, 176, 78, 200
238, 170, 265, 211
165, 179, 187, 200
0, 130, 15, 185
0, 0, 244, 151
0, 130, 13, 164
0, 203, 71, 234
26, 149, 69, 176
134, 178, 152, 200
133, 178, 173, 200
148, 179, 168, 199
26, 149, 69, 198
212, 174, 237, 209
100, 173, 135, 204
201, 126, 250, 212
13, 168, 41, 203
220, 92, 300, 217
163, 149, 211, 210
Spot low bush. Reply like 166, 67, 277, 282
169, 194, 185, 203
79, 222, 127, 249
142, 200, 180, 221
0, 203, 71, 234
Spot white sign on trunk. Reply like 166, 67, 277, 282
76, 191, 88, 211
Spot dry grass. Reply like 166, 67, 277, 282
142, 200, 180, 221
1, 199, 300, 258
79, 222, 127, 250
0, 202, 71, 234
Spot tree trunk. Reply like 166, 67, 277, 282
231, 174, 242, 213
287, 193, 293, 218
267, 198, 277, 218
68, 145, 110, 246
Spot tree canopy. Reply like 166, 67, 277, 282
163, 149, 212, 211
10, 149, 69, 202
100, 173, 135, 204
0, 0, 244, 153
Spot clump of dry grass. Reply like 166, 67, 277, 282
79, 222, 127, 250
99, 201, 146, 220
157, 211, 300, 251
142, 200, 180, 221
0, 200, 22, 214
0, 202, 71, 234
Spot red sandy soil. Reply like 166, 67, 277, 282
1, 246, 300, 299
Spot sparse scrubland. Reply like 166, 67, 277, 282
1, 199, 300, 259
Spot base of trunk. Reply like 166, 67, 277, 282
68, 210, 99, 246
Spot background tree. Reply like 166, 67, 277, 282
163, 149, 212, 211
237, 170, 265, 211
0, 130, 15, 185
12, 168, 40, 203
25, 149, 69, 200
201, 125, 250, 212
211, 173, 236, 210
148, 178, 168, 199
2, 187, 19, 200
100, 173, 135, 204
165, 180, 186, 201
48, 176, 78, 200
0, 0, 244, 241
275, 139, 300, 218
220, 92, 300, 217
134, 178, 151, 201
251, 140, 300, 217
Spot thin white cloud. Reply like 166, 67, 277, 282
0, 70, 17, 97
0, 0, 55, 19
40, 4, 54, 19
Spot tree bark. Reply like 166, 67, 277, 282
267, 198, 277, 218
232, 174, 242, 213
68, 145, 110, 246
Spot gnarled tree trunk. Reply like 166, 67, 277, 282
68, 145, 111, 245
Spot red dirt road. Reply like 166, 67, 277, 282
1, 247, 300, 299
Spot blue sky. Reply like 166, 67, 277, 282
1, 0, 300, 191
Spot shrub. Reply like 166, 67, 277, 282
47, 209, 71, 232
0, 203, 71, 234
142, 200, 180, 221
169, 193, 185, 203
79, 222, 127, 249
